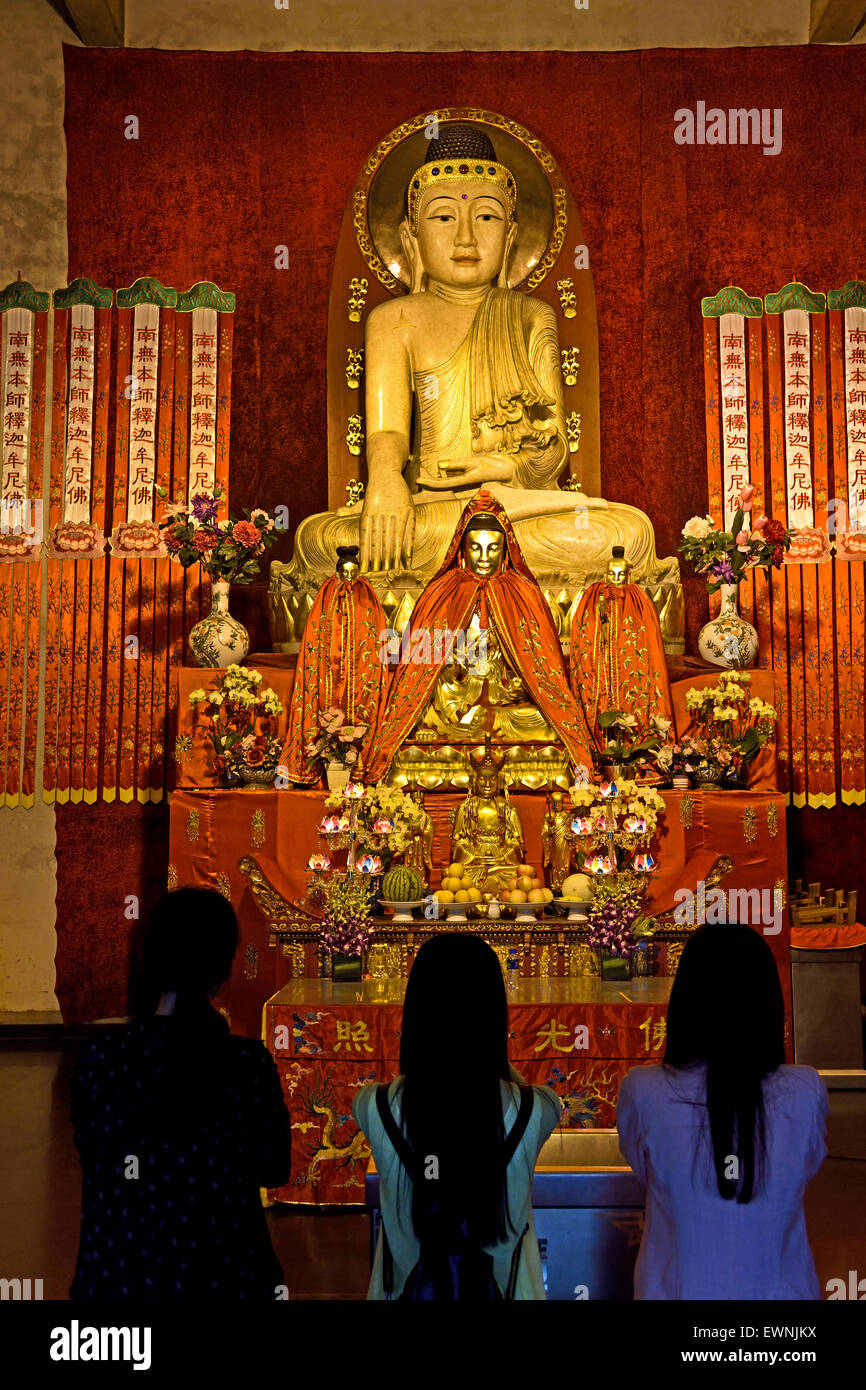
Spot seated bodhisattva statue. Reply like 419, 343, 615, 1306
286, 122, 672, 600
450, 736, 526, 893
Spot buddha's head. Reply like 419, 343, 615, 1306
335, 545, 361, 581
402, 124, 518, 292
473, 766, 499, 797
461, 514, 506, 576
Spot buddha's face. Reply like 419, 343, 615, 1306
415, 181, 511, 288
336, 556, 360, 581
462, 526, 505, 577
474, 769, 498, 796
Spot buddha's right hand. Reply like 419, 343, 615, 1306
360, 474, 415, 572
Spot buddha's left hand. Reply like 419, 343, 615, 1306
421, 456, 516, 489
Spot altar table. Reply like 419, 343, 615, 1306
167, 787, 791, 1037
263, 976, 673, 1206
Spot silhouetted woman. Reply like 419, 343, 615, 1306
353, 934, 561, 1299
70, 888, 292, 1298
617, 923, 827, 1299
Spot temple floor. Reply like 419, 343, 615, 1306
2, 1037, 864, 1300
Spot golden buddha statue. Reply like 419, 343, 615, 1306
403, 783, 434, 889
451, 736, 525, 892
415, 515, 557, 746
541, 789, 575, 891
279, 121, 681, 652
373, 495, 594, 790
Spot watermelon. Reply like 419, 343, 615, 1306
382, 865, 423, 902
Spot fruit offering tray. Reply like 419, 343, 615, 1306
430, 860, 556, 912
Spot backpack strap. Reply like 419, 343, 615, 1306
375, 1080, 417, 1175
502, 1084, 534, 1168
375, 1082, 408, 1301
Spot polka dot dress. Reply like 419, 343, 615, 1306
70, 1016, 292, 1299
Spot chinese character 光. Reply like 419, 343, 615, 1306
534, 1019, 574, 1054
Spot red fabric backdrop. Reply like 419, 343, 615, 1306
56, 46, 866, 1020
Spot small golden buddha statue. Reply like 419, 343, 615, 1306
403, 783, 434, 889
280, 121, 681, 651
451, 736, 525, 892
541, 789, 574, 891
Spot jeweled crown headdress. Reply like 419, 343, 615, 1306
469, 733, 507, 777
406, 123, 517, 235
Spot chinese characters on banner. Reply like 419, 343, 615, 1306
64, 306, 95, 521
719, 312, 751, 530
842, 310, 866, 535
2, 308, 34, 518
188, 308, 218, 499
782, 311, 815, 528
0, 283, 49, 807
127, 303, 160, 521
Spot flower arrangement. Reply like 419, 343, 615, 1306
684, 671, 777, 774
679, 486, 793, 593
188, 664, 283, 782
596, 710, 673, 770
569, 777, 665, 870
585, 880, 645, 958
306, 706, 368, 773
157, 485, 280, 584
656, 735, 709, 778
322, 780, 424, 858
320, 870, 375, 959
224, 731, 283, 780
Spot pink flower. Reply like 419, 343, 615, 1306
192, 528, 219, 553
232, 520, 262, 548
738, 485, 755, 510
752, 514, 768, 531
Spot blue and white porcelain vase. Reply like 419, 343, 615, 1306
189, 577, 249, 668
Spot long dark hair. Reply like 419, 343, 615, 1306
663, 923, 785, 1202
399, 935, 514, 1245
140, 887, 239, 1042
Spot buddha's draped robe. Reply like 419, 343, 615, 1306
282, 575, 386, 785
413, 287, 567, 488
569, 580, 674, 754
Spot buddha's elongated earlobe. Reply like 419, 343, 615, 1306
496, 221, 519, 290
399, 220, 426, 294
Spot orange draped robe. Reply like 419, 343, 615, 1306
364, 492, 595, 782
570, 580, 673, 754
282, 574, 386, 785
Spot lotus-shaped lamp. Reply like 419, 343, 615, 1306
357, 853, 383, 874
588, 854, 614, 875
